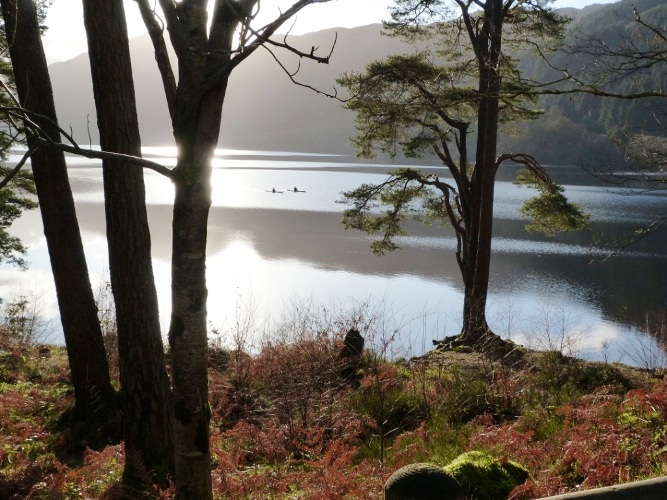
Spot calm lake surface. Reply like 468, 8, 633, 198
5, 148, 667, 365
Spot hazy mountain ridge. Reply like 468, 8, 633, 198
48, 1, 665, 163
49, 23, 411, 156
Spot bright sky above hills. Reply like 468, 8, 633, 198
43, 0, 620, 64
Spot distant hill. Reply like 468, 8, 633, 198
49, 24, 411, 156
48, 0, 666, 164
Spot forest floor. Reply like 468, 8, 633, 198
2, 334, 667, 499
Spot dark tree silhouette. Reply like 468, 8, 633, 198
0, 0, 115, 415
81, 0, 173, 490
131, 1, 336, 496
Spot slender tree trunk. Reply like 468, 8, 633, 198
461, 0, 503, 344
169, 83, 227, 499
169, 166, 212, 499
1, 0, 115, 415
137, 1, 327, 495
81, 0, 174, 488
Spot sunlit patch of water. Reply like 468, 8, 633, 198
4, 148, 666, 365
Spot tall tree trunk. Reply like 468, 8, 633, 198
135, 1, 330, 495
461, 0, 503, 344
81, 0, 174, 488
169, 163, 212, 499
169, 85, 227, 499
1, 0, 115, 415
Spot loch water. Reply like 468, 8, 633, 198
5, 148, 667, 365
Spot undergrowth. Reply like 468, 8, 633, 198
1, 318, 666, 498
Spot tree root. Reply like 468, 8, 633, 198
433, 331, 527, 368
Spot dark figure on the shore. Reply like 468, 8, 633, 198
293, 186, 298, 192
339, 327, 364, 384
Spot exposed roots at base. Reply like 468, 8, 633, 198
433, 331, 527, 368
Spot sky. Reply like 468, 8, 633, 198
42, 0, 620, 64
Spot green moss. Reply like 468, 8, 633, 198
444, 450, 528, 500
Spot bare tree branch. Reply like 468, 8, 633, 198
261, 42, 344, 101
203, 0, 335, 91
46, 140, 175, 178
1, 78, 173, 177
0, 143, 38, 190
261, 26, 336, 64
134, 0, 178, 121
595, 215, 667, 262
1, 105, 174, 179
496, 152, 554, 188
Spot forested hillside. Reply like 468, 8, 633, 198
543, 0, 665, 134
47, 0, 666, 165
499, 0, 667, 167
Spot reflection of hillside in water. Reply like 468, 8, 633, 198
216, 210, 666, 342
491, 217, 667, 328
70, 197, 667, 347
161, 206, 667, 335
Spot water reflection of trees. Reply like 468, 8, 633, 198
72, 203, 667, 347
492, 218, 667, 336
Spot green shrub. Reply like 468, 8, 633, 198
423, 415, 471, 466
529, 353, 636, 409
530, 351, 583, 405
515, 407, 565, 442
435, 364, 521, 424
441, 374, 492, 423
351, 384, 425, 437
575, 363, 634, 393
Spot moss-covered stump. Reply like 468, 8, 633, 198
444, 451, 528, 500
384, 463, 464, 499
